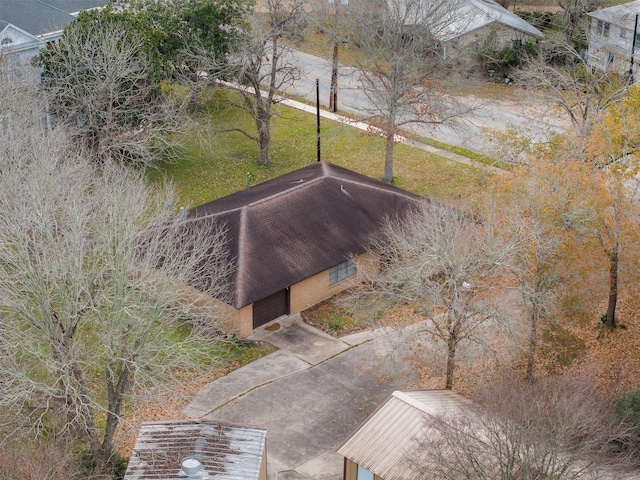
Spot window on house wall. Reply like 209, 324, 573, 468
609, 52, 615, 63
596, 19, 610, 37
329, 259, 357, 286
357, 465, 374, 480
512, 39, 522, 49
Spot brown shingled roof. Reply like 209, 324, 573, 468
184, 162, 425, 308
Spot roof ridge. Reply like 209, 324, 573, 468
246, 175, 324, 207
34, 0, 71, 17
393, 390, 470, 414
338, 177, 426, 203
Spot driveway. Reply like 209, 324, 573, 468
183, 314, 423, 480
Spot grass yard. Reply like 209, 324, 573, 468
148, 89, 488, 208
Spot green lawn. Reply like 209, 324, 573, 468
148, 90, 488, 208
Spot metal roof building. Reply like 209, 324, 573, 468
124, 420, 267, 480
337, 390, 471, 480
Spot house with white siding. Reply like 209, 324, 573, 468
0, 1, 104, 65
587, 1, 640, 81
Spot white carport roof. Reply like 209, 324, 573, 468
337, 390, 472, 480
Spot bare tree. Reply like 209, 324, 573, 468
365, 201, 509, 390
413, 375, 640, 479
559, 0, 601, 47
496, 157, 594, 383
39, 8, 186, 166
0, 74, 232, 478
520, 37, 628, 144
186, 0, 305, 166
585, 87, 640, 330
344, 0, 474, 182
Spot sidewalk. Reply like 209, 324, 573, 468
278, 97, 503, 174
217, 78, 503, 174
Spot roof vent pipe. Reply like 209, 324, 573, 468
180, 456, 203, 477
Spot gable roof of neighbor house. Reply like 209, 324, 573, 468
184, 162, 425, 309
338, 390, 472, 480
438, 0, 544, 41
587, 0, 640, 31
0, 0, 104, 39
123, 420, 267, 480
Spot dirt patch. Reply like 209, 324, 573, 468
301, 289, 413, 337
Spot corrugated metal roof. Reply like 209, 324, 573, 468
124, 420, 267, 480
588, 0, 640, 30
338, 390, 471, 480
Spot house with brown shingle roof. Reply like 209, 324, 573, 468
182, 161, 425, 336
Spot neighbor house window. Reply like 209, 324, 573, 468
357, 465, 374, 480
512, 39, 522, 49
329, 260, 356, 286
597, 20, 610, 37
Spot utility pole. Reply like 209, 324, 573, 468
316, 78, 321, 162
630, 14, 638, 83
329, 0, 346, 112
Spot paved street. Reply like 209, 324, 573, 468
283, 49, 569, 154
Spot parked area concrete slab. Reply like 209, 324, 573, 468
183, 350, 311, 418
185, 315, 422, 480
249, 314, 351, 365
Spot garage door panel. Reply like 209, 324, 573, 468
253, 289, 289, 328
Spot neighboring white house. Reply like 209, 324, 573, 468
0, 1, 104, 65
587, 0, 640, 80
440, 0, 544, 56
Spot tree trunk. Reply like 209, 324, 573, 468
382, 128, 395, 183
93, 446, 112, 480
445, 331, 458, 390
256, 109, 271, 166
525, 309, 538, 384
606, 246, 619, 330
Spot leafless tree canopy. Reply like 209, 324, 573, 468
184, 0, 305, 166
412, 375, 640, 479
39, 13, 186, 166
344, 0, 474, 182
519, 36, 629, 143
365, 201, 510, 389
0, 70, 232, 477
